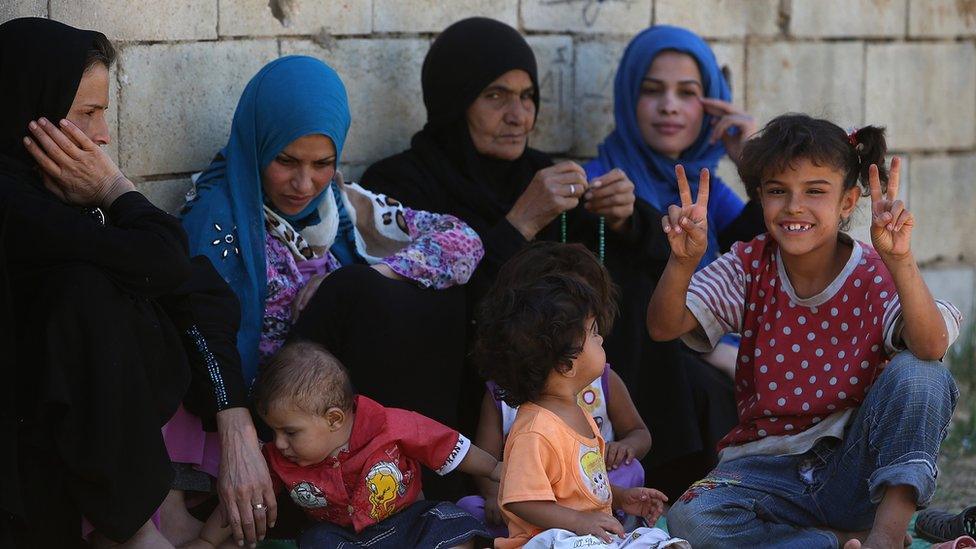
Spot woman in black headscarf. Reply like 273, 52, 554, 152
362, 17, 738, 502
0, 18, 242, 547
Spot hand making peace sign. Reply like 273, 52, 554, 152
869, 157, 912, 260
662, 165, 710, 263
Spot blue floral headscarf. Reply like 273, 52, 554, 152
182, 55, 351, 385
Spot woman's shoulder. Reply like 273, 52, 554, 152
361, 149, 428, 187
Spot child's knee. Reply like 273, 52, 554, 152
875, 352, 958, 411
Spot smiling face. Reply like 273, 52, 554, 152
465, 69, 536, 161
261, 134, 337, 216
66, 63, 111, 146
636, 51, 705, 159
263, 403, 351, 467
760, 157, 860, 258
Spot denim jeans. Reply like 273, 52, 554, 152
667, 351, 958, 548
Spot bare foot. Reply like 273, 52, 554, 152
842, 532, 913, 549
159, 489, 204, 546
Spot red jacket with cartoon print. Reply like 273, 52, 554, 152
263, 395, 470, 532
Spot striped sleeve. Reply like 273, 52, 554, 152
681, 250, 747, 352
883, 298, 962, 357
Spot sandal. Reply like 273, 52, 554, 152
916, 506, 976, 543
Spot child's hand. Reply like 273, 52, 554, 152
605, 441, 637, 470
662, 165, 710, 264
490, 460, 503, 483
617, 487, 668, 524
869, 157, 913, 261
571, 510, 625, 543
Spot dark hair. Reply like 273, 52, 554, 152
475, 243, 615, 407
737, 113, 888, 201
83, 33, 116, 73
254, 340, 355, 418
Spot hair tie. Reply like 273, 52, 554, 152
847, 127, 864, 153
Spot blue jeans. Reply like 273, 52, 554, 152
667, 352, 958, 548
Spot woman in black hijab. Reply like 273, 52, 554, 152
362, 17, 738, 502
0, 18, 242, 547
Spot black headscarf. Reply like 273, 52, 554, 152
365, 17, 553, 234
0, 17, 103, 172
0, 18, 199, 545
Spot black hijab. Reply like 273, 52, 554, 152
0, 17, 103, 173
367, 17, 553, 234
0, 19, 196, 543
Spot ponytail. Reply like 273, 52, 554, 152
848, 125, 888, 191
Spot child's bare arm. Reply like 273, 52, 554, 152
647, 165, 709, 341
505, 501, 624, 544
473, 391, 504, 494
604, 369, 652, 470
456, 443, 501, 482
868, 159, 950, 359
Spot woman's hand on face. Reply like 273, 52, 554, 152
23, 118, 134, 208
700, 97, 757, 163
662, 165, 710, 264
506, 161, 588, 240
584, 168, 635, 233
869, 157, 913, 262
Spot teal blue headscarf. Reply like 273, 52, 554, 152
182, 56, 351, 385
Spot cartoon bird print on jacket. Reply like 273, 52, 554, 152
366, 461, 406, 520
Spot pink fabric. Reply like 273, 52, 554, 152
933, 535, 976, 549
296, 254, 332, 281
161, 405, 222, 478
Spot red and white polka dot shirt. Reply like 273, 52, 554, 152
683, 234, 960, 449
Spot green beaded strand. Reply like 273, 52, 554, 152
598, 216, 605, 263
559, 212, 606, 264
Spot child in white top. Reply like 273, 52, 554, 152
649, 114, 960, 549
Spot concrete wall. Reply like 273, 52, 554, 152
5, 0, 976, 320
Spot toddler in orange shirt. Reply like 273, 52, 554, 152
476, 243, 689, 549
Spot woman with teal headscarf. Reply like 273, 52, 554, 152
584, 26, 766, 501
170, 56, 483, 546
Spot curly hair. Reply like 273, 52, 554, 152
254, 340, 355, 418
737, 113, 888, 201
474, 243, 615, 407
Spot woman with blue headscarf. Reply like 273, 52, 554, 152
585, 26, 766, 501
170, 56, 483, 546
585, 25, 763, 266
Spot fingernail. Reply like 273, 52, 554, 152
592, 180, 602, 187
22, 137, 30, 145
28, 121, 37, 130
39, 118, 48, 126
59, 119, 68, 127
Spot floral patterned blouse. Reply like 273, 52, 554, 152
258, 187, 483, 365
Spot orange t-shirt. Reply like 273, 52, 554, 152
495, 402, 613, 549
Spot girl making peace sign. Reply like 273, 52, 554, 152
648, 114, 961, 548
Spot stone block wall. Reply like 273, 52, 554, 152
5, 0, 976, 319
